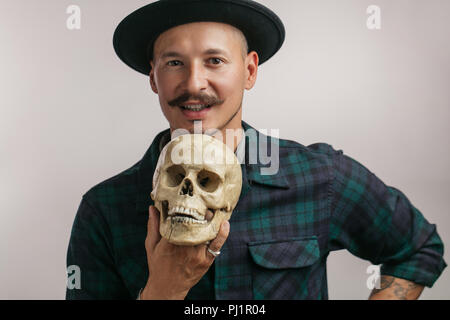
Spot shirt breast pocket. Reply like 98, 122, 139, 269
248, 236, 321, 300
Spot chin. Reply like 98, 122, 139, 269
187, 119, 217, 131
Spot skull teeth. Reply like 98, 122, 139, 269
169, 216, 207, 225
168, 206, 205, 221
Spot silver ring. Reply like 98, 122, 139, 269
207, 247, 221, 257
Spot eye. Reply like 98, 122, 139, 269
197, 170, 221, 192
167, 60, 183, 67
207, 57, 224, 65
165, 165, 186, 187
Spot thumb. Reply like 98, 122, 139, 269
146, 205, 162, 254
206, 220, 230, 261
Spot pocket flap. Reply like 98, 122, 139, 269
248, 237, 320, 269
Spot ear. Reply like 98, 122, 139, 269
149, 61, 158, 94
244, 51, 259, 90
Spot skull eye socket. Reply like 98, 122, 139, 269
166, 165, 186, 187
197, 170, 221, 192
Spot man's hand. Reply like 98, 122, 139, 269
141, 205, 230, 300
368, 275, 424, 300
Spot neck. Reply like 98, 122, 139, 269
221, 124, 244, 153
215, 105, 244, 152
170, 112, 244, 153
207, 120, 244, 153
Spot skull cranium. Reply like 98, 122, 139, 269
151, 134, 242, 245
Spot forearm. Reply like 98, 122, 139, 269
368, 275, 424, 300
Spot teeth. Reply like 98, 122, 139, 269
168, 206, 205, 221
181, 104, 209, 111
169, 216, 207, 225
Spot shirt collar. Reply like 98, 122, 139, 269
241, 121, 290, 189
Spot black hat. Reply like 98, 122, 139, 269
113, 0, 285, 75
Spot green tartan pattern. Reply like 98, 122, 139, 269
66, 121, 446, 299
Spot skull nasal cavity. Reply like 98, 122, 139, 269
180, 179, 194, 196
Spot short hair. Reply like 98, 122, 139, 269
234, 27, 249, 60
151, 24, 249, 63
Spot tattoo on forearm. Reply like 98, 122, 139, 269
377, 276, 395, 292
369, 275, 422, 300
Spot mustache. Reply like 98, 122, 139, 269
168, 92, 224, 107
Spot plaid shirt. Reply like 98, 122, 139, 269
66, 121, 446, 299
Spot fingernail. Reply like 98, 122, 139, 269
223, 220, 230, 232
205, 209, 214, 222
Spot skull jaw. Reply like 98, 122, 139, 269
159, 209, 232, 246
161, 223, 216, 246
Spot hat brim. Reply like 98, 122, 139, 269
113, 0, 285, 75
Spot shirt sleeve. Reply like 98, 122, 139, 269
328, 148, 447, 288
66, 196, 131, 299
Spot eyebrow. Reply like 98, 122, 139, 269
203, 48, 229, 56
160, 51, 183, 60
159, 48, 230, 60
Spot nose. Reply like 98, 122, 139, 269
183, 61, 208, 93
180, 178, 194, 196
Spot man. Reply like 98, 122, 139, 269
66, 0, 446, 300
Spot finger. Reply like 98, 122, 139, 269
206, 220, 230, 259
146, 205, 161, 254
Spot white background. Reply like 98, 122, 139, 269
1, 0, 449, 299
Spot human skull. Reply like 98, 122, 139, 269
151, 134, 242, 246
